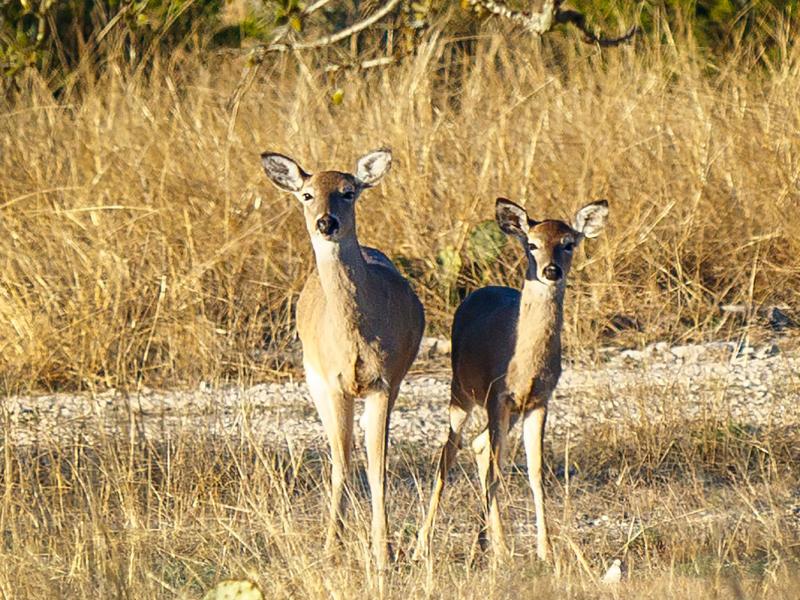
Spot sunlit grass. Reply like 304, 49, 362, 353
1, 390, 798, 597
2, 19, 800, 391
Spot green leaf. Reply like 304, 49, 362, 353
331, 88, 344, 105
289, 15, 303, 33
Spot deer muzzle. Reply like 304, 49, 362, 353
316, 214, 339, 237
542, 264, 562, 282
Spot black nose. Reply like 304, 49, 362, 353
316, 215, 339, 236
542, 264, 562, 282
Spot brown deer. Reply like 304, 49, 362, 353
260, 148, 425, 570
415, 197, 608, 561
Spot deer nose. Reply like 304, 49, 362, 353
316, 214, 339, 237
542, 264, 562, 282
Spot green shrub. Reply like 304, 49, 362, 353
0, 0, 241, 82
2, 1, 799, 88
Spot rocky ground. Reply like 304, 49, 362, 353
4, 339, 799, 449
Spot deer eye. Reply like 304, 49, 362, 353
528, 242, 538, 251
564, 242, 575, 252
301, 192, 313, 202
341, 190, 355, 201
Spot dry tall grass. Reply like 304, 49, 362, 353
2, 20, 800, 391
1, 389, 798, 598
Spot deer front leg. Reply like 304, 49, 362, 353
307, 367, 354, 553
473, 398, 511, 558
362, 387, 394, 571
523, 404, 549, 561
325, 397, 354, 553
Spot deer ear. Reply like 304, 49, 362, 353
573, 200, 609, 239
355, 148, 392, 187
261, 152, 309, 192
495, 197, 530, 240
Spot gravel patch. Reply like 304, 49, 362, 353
3, 340, 799, 449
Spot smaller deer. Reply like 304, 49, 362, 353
415, 197, 608, 561
260, 148, 425, 571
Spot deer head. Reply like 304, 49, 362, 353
495, 197, 608, 286
260, 148, 392, 244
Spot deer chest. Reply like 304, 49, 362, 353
506, 362, 562, 412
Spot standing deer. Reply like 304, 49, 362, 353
415, 196, 608, 561
260, 148, 425, 570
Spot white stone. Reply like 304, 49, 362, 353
601, 559, 623, 584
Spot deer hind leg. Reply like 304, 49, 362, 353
306, 366, 354, 554
523, 405, 549, 561
362, 385, 395, 571
413, 395, 472, 560
473, 398, 511, 557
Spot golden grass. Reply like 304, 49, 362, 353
2, 21, 800, 391
1, 391, 798, 598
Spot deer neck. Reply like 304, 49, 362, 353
506, 277, 565, 405
518, 278, 564, 347
311, 234, 370, 329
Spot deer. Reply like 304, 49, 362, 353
414, 196, 608, 562
260, 148, 425, 571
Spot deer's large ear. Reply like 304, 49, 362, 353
355, 148, 392, 187
261, 152, 309, 192
573, 200, 609, 239
495, 197, 530, 240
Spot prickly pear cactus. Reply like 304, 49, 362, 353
466, 220, 506, 267
202, 579, 264, 600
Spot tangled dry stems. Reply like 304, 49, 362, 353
1, 399, 798, 597
2, 21, 800, 390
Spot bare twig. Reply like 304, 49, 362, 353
267, 0, 402, 53
269, 0, 335, 47
557, 8, 638, 47
304, 0, 334, 15
323, 55, 398, 73
94, 4, 131, 44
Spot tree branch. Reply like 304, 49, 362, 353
556, 8, 638, 47
468, 0, 559, 35
469, 0, 639, 45
323, 55, 398, 73
265, 0, 402, 53
226, 0, 402, 113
